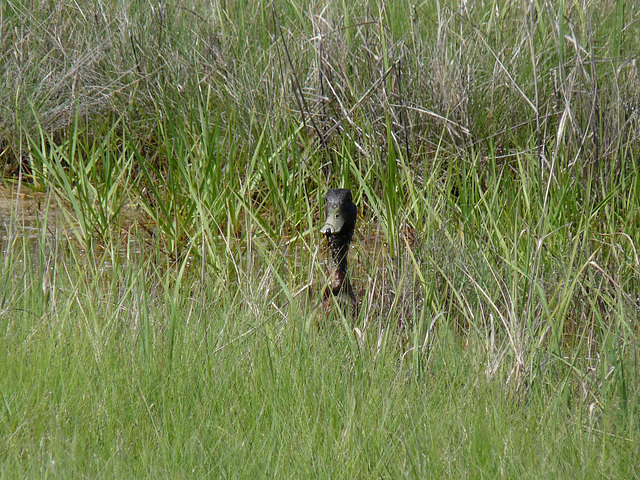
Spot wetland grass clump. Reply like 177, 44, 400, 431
1, 0, 640, 477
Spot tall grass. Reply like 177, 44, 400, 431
1, 0, 639, 477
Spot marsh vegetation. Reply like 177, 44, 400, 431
1, 0, 639, 477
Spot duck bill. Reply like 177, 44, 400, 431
320, 207, 346, 234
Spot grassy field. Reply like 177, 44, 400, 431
1, 0, 640, 477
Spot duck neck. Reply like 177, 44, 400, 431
326, 232, 352, 294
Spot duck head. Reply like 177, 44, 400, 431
320, 188, 357, 238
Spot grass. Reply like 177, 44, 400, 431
1, 239, 638, 478
1, 0, 640, 477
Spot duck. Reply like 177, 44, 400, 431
320, 188, 358, 314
